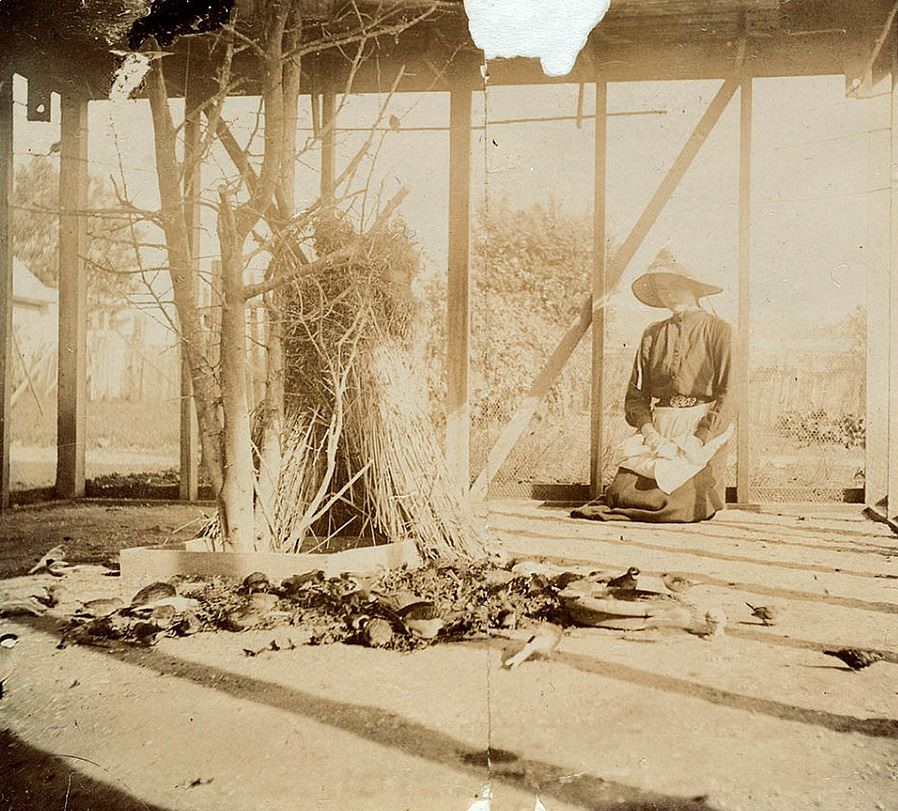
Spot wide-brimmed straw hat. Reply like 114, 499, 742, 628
631, 249, 723, 308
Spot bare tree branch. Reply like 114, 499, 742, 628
243, 185, 409, 301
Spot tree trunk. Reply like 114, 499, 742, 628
145, 60, 225, 494
254, 300, 284, 546
217, 193, 255, 551
254, 17, 300, 545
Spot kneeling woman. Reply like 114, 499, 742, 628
573, 250, 734, 523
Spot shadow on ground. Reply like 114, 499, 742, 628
16, 617, 716, 811
0, 728, 173, 810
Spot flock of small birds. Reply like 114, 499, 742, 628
18, 542, 893, 675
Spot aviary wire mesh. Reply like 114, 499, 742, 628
747, 336, 865, 502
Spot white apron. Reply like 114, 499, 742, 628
612, 403, 734, 495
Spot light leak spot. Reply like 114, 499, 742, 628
463, 0, 611, 77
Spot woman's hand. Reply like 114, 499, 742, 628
641, 423, 661, 450
655, 440, 679, 460
642, 423, 677, 458
678, 435, 705, 465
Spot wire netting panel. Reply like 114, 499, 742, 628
468, 84, 598, 497
473, 340, 593, 499
747, 345, 865, 501
745, 75, 870, 501
9, 297, 59, 491
9, 78, 61, 492
83, 305, 182, 485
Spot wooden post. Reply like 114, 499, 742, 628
0, 69, 13, 510
590, 80, 607, 497
180, 83, 202, 501
888, 52, 898, 522
736, 77, 752, 504
56, 93, 89, 499
865, 75, 891, 506
446, 88, 472, 497
320, 92, 336, 204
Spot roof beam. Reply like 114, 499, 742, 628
0, 26, 866, 100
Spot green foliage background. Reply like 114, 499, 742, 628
13, 156, 142, 309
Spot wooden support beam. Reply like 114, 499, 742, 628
2, 24, 863, 102
888, 49, 898, 523
473, 78, 741, 494
848, 1, 898, 97
446, 87, 472, 497
56, 93, 88, 499
293, 32, 859, 95
180, 82, 202, 501
736, 77, 753, 503
590, 80, 607, 497
865, 74, 892, 506
610, 76, 741, 280
0, 69, 13, 510
320, 92, 336, 204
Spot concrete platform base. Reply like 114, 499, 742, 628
120, 539, 421, 594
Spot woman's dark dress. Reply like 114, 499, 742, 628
573, 309, 734, 523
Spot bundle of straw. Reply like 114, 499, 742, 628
253, 213, 488, 559
342, 340, 486, 558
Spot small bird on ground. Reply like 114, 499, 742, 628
328, 574, 361, 599
497, 610, 517, 630
362, 617, 394, 648
661, 573, 694, 594
746, 602, 778, 626
397, 600, 439, 621
131, 581, 177, 607
823, 648, 885, 671
28, 545, 66, 575
388, 114, 401, 131
281, 571, 322, 594
398, 601, 443, 639
79, 598, 124, 618
607, 567, 640, 590
226, 592, 280, 631
503, 624, 563, 669
34, 583, 65, 608
241, 572, 270, 594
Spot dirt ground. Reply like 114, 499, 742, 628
0, 502, 212, 578
1, 500, 897, 810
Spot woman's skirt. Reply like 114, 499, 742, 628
571, 404, 733, 523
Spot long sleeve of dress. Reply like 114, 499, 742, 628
694, 319, 733, 444
624, 337, 653, 430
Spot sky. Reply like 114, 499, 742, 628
11, 67, 883, 342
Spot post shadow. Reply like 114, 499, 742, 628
14, 617, 717, 811
0, 728, 173, 810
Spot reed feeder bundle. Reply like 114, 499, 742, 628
237, 213, 486, 559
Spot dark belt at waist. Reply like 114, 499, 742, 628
654, 395, 713, 409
